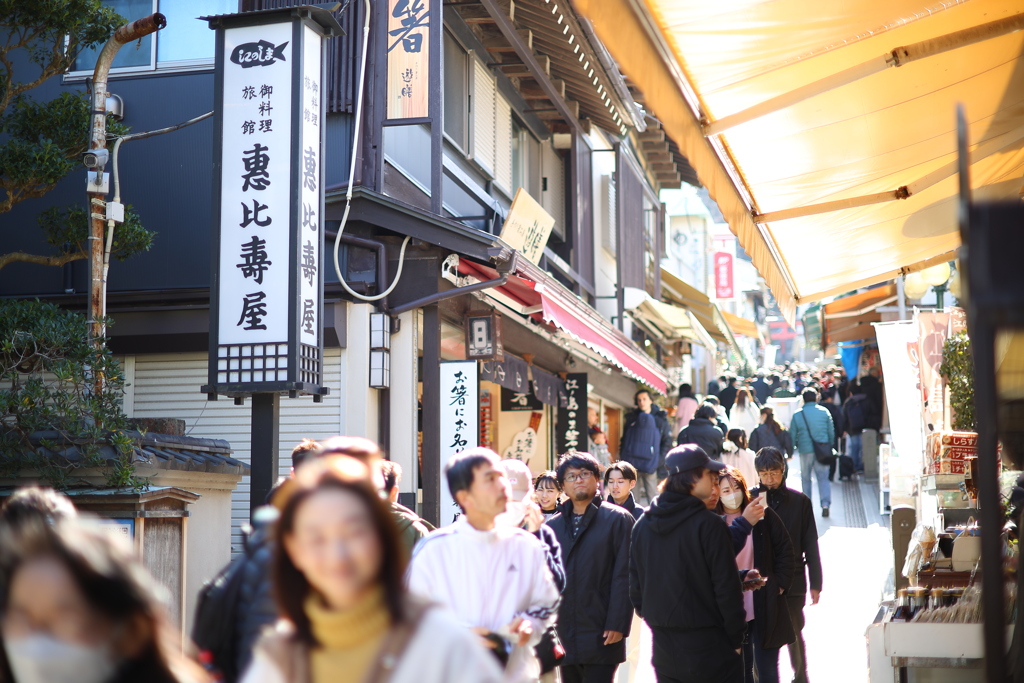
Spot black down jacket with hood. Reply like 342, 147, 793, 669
629, 490, 746, 649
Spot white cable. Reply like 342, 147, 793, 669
333, 0, 411, 302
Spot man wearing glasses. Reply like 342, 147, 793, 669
546, 452, 636, 683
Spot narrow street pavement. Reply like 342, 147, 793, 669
633, 456, 892, 682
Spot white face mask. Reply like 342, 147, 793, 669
4, 633, 118, 683
721, 491, 744, 511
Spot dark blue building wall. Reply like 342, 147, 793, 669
0, 69, 353, 298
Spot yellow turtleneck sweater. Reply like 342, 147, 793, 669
305, 586, 391, 683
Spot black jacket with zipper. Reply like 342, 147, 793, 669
748, 507, 796, 649
750, 483, 822, 597
607, 492, 644, 521
629, 491, 746, 649
547, 499, 635, 666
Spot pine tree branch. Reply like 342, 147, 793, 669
0, 250, 87, 271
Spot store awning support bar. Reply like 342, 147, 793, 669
390, 274, 510, 315
703, 12, 1024, 137
754, 125, 1024, 223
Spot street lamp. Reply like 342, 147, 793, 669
921, 263, 953, 310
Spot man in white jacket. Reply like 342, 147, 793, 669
408, 448, 560, 683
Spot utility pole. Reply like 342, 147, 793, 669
87, 14, 166, 354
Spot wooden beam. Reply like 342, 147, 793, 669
641, 140, 670, 153
639, 129, 665, 142
645, 151, 673, 162
656, 171, 681, 182
649, 162, 677, 172
478, 0, 583, 134
517, 29, 533, 51
659, 180, 682, 189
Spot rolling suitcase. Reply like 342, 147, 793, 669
838, 454, 856, 480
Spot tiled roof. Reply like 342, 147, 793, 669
20, 431, 249, 477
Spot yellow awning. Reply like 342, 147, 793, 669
720, 310, 763, 343
574, 0, 1024, 323
635, 297, 718, 351
659, 269, 748, 362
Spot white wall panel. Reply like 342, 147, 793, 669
131, 348, 344, 555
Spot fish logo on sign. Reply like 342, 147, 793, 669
230, 40, 289, 68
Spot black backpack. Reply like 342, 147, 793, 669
846, 396, 867, 433
192, 552, 250, 682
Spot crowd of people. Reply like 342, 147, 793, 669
0, 363, 876, 683
0, 438, 826, 683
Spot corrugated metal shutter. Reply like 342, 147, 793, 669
470, 54, 496, 177
130, 349, 343, 555
494, 94, 513, 195
542, 144, 565, 239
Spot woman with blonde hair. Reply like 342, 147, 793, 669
241, 456, 501, 683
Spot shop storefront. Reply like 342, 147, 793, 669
866, 306, 1019, 681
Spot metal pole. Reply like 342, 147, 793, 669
896, 275, 908, 320
971, 323, 1006, 683
421, 304, 441, 527
250, 393, 281, 516
87, 14, 166, 349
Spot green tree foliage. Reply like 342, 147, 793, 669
0, 299, 144, 489
0, 0, 154, 270
939, 330, 977, 432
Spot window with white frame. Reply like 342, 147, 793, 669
443, 29, 469, 150
71, 0, 235, 75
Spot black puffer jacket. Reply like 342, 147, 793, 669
750, 483, 822, 597
677, 417, 725, 460
547, 499, 635, 666
629, 491, 746, 649
748, 507, 796, 649
234, 514, 277, 676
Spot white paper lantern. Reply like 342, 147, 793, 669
920, 262, 952, 287
904, 272, 930, 300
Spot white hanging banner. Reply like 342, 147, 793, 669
874, 321, 925, 467
439, 361, 479, 525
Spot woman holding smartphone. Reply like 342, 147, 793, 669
716, 467, 796, 683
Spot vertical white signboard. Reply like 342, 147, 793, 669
218, 23, 292, 350
205, 8, 335, 400
439, 361, 479, 525
298, 25, 321, 352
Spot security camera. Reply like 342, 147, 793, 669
83, 148, 109, 169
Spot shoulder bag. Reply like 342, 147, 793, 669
799, 410, 836, 466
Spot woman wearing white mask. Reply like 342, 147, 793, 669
0, 518, 203, 683
716, 467, 796, 683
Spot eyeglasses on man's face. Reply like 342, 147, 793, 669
564, 470, 594, 483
